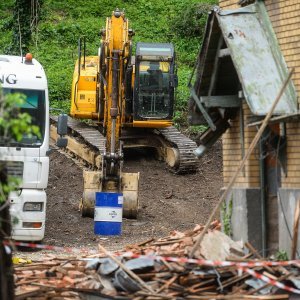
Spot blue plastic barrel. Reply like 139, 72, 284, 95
94, 192, 123, 235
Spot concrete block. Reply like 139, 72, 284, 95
223, 188, 262, 252
278, 188, 300, 259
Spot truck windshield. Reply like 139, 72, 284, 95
137, 61, 170, 118
2, 88, 46, 147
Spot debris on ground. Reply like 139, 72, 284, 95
14, 222, 297, 299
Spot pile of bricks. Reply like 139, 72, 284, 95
14, 222, 296, 299
15, 259, 102, 299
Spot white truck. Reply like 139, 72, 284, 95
0, 54, 66, 241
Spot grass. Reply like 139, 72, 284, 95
0, 0, 216, 130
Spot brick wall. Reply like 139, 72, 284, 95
219, 0, 300, 187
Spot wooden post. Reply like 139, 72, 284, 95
291, 199, 300, 259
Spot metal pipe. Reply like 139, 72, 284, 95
110, 50, 119, 155
78, 38, 82, 75
98, 43, 105, 118
73, 38, 82, 110
111, 50, 119, 112
111, 119, 116, 154
259, 132, 267, 257
239, 106, 245, 176
83, 36, 86, 70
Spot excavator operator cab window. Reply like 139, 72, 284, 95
137, 60, 171, 119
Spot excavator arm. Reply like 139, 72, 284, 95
71, 10, 139, 218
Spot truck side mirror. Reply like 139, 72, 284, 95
56, 114, 68, 148
57, 114, 68, 135
170, 74, 178, 88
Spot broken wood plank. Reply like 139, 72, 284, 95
245, 242, 275, 274
186, 294, 289, 299
156, 275, 178, 293
135, 291, 174, 299
292, 199, 300, 259
246, 272, 292, 295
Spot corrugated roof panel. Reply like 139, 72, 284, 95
216, 4, 297, 115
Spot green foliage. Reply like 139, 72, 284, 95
173, 111, 187, 130
275, 250, 288, 261
221, 198, 233, 237
8, 0, 43, 55
0, 0, 215, 125
171, 1, 216, 38
50, 99, 70, 115
0, 89, 40, 203
187, 125, 208, 135
0, 1, 14, 51
0, 175, 20, 204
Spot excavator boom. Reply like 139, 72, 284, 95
70, 10, 139, 218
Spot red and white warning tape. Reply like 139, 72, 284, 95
4, 240, 98, 255
4, 240, 300, 268
4, 240, 300, 294
121, 251, 300, 269
242, 267, 300, 294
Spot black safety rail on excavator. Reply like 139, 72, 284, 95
50, 116, 198, 174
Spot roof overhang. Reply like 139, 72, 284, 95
189, 2, 298, 122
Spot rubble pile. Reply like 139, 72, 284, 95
15, 222, 298, 299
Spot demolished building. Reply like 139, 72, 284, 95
189, 0, 300, 257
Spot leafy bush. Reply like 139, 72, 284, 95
171, 1, 216, 38
275, 250, 288, 261
0, 0, 216, 126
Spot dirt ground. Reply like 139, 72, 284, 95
42, 141, 223, 252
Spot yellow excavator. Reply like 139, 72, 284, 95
68, 9, 197, 219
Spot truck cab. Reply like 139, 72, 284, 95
0, 54, 49, 241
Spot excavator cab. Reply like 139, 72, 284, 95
133, 43, 177, 127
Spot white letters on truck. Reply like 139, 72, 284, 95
0, 55, 49, 241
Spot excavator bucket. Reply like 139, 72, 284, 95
80, 170, 139, 219
121, 172, 139, 219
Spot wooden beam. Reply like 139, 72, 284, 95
201, 95, 240, 108
247, 112, 300, 127
190, 88, 216, 131
219, 48, 231, 58
208, 35, 223, 97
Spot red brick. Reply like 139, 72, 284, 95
62, 276, 75, 285
68, 270, 85, 279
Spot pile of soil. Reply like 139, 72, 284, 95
44, 142, 223, 250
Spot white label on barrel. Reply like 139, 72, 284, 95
94, 207, 122, 222
118, 196, 123, 204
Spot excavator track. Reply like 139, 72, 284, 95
157, 127, 198, 174
66, 118, 106, 153
50, 116, 105, 169
50, 116, 198, 174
